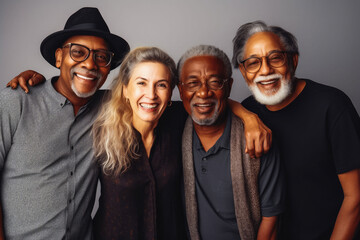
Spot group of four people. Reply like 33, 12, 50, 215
1, 6, 359, 240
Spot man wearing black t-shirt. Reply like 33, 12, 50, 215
232, 21, 360, 239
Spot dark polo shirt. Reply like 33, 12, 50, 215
193, 111, 285, 240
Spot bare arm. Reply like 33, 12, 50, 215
228, 99, 272, 158
257, 216, 277, 240
330, 168, 360, 240
7, 70, 46, 93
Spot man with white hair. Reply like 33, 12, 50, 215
233, 20, 360, 239
178, 45, 285, 240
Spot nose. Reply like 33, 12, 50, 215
81, 53, 98, 70
258, 57, 273, 76
196, 81, 213, 98
146, 84, 157, 99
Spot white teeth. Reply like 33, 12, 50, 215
76, 73, 95, 80
259, 80, 276, 85
196, 103, 212, 107
140, 103, 158, 109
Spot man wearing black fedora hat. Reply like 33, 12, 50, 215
0, 7, 129, 239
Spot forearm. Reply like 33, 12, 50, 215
330, 196, 360, 240
228, 98, 272, 158
228, 98, 255, 121
257, 216, 277, 240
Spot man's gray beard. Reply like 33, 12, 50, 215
70, 67, 103, 98
248, 74, 295, 106
71, 82, 99, 98
190, 100, 220, 126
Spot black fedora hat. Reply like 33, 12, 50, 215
40, 7, 130, 70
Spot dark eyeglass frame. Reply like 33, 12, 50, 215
62, 43, 114, 67
180, 77, 228, 92
240, 50, 287, 73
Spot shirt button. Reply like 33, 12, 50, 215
202, 157, 207, 161
202, 168, 207, 173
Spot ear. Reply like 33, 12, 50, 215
177, 83, 184, 100
226, 78, 233, 98
292, 54, 299, 73
55, 48, 63, 68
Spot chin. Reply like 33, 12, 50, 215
71, 83, 98, 98
249, 78, 295, 106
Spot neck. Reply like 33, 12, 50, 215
193, 114, 227, 152
266, 78, 306, 111
133, 120, 158, 157
53, 77, 91, 115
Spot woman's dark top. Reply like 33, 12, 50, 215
93, 101, 188, 240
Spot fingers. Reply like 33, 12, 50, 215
245, 126, 272, 159
6, 77, 19, 89
29, 72, 46, 86
245, 139, 256, 159
254, 136, 265, 159
5, 70, 45, 93
18, 76, 30, 93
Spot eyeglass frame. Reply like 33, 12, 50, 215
62, 43, 114, 67
180, 77, 229, 92
240, 50, 288, 73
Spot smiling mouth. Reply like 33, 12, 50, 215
140, 103, 159, 109
194, 103, 214, 107
257, 79, 279, 85
75, 73, 97, 81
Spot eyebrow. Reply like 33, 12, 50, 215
135, 77, 170, 83
248, 49, 283, 58
186, 73, 222, 79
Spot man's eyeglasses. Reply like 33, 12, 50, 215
180, 77, 228, 92
62, 43, 114, 67
240, 51, 287, 73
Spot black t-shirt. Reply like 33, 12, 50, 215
242, 79, 360, 239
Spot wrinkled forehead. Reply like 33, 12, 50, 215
181, 55, 225, 77
244, 32, 284, 58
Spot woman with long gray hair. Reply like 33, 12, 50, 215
92, 47, 188, 240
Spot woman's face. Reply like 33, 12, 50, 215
123, 62, 172, 127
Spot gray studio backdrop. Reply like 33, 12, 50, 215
1, 0, 359, 215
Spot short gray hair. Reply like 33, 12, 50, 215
232, 21, 299, 69
178, 45, 232, 79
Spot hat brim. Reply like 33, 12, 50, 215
40, 29, 130, 70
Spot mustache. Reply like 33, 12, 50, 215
70, 67, 102, 79
254, 73, 283, 83
190, 98, 217, 106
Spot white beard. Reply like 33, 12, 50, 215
248, 74, 294, 106
70, 67, 103, 98
71, 82, 99, 98
190, 99, 220, 126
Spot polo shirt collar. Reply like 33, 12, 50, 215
193, 109, 231, 154
47, 76, 103, 112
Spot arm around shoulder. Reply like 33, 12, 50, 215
228, 99, 272, 158
6, 70, 45, 93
